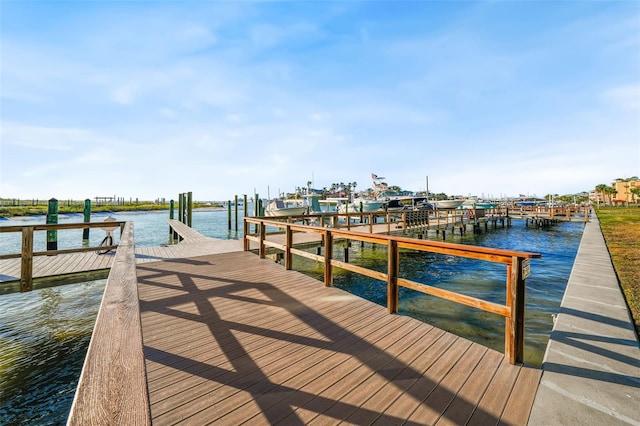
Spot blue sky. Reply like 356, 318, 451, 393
1, 1, 639, 201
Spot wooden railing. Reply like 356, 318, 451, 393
243, 217, 541, 364
245, 209, 479, 233
67, 221, 151, 425
511, 205, 590, 221
0, 221, 126, 292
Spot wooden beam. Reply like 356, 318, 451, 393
387, 240, 399, 313
67, 222, 151, 425
20, 227, 33, 292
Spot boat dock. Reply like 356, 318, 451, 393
0, 207, 588, 294
0, 220, 243, 294
52, 217, 544, 424
2, 206, 636, 425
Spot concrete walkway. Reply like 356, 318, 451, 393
529, 215, 640, 425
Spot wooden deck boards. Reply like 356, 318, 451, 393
138, 251, 541, 425
0, 239, 244, 284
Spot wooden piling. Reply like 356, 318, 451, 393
187, 192, 193, 227
169, 200, 177, 241
82, 199, 91, 241
46, 198, 58, 251
20, 227, 34, 292
234, 195, 239, 231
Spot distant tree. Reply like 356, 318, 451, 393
604, 185, 617, 205
434, 192, 448, 200
630, 187, 640, 205
595, 184, 607, 206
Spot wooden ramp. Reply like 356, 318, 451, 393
138, 251, 541, 425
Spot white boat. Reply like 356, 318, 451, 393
431, 199, 465, 209
264, 200, 307, 217
337, 198, 385, 214
384, 196, 433, 211
460, 199, 499, 209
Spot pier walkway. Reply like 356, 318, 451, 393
138, 250, 540, 424
528, 215, 640, 425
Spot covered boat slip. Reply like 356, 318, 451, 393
138, 251, 540, 425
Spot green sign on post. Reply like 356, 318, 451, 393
47, 198, 58, 251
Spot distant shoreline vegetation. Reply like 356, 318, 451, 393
0, 199, 225, 218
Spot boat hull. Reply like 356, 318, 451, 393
432, 200, 464, 209
264, 207, 307, 217
338, 200, 385, 213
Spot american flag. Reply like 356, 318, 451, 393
371, 173, 378, 179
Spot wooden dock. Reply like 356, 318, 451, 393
138, 250, 541, 424
54, 219, 544, 424
0, 221, 244, 293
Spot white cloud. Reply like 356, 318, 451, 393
111, 85, 136, 105
603, 83, 640, 111
2, 122, 89, 151
2, 2, 639, 201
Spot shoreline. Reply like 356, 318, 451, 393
0, 206, 232, 220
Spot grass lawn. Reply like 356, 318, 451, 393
596, 207, 640, 337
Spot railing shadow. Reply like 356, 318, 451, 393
136, 257, 524, 424
542, 306, 640, 388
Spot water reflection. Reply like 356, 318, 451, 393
0, 281, 105, 424
294, 219, 583, 367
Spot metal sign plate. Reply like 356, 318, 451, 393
522, 258, 531, 279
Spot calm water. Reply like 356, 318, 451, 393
0, 209, 584, 424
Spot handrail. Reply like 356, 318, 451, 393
244, 216, 541, 364
67, 221, 151, 425
0, 221, 127, 291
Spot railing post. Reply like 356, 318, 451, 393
387, 240, 399, 313
506, 256, 525, 364
285, 225, 292, 270
324, 230, 333, 287
259, 222, 266, 259
243, 220, 250, 251
20, 227, 34, 292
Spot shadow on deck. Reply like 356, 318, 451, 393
137, 251, 540, 425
